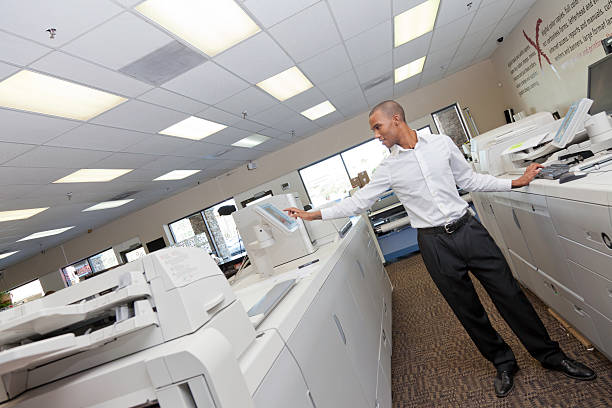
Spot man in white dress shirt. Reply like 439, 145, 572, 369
285, 100, 595, 398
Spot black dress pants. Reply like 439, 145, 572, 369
417, 214, 564, 371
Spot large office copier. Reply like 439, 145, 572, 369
0, 194, 393, 408
470, 99, 612, 361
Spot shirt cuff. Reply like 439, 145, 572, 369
502, 178, 512, 191
320, 207, 334, 220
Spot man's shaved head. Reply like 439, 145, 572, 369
369, 100, 405, 122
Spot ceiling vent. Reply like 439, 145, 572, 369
109, 190, 140, 201
362, 73, 392, 91
119, 41, 206, 86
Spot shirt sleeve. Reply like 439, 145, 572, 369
320, 163, 392, 220
445, 136, 512, 192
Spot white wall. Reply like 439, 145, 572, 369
1, 59, 508, 291
491, 0, 612, 115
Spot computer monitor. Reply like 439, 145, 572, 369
254, 203, 298, 233
588, 53, 612, 115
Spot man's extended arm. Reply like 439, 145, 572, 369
446, 136, 542, 191
286, 163, 392, 221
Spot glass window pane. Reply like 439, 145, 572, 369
203, 198, 244, 261
10, 279, 44, 304
300, 155, 352, 208
416, 125, 432, 137
125, 247, 147, 263
169, 213, 215, 254
88, 248, 119, 273
340, 139, 389, 179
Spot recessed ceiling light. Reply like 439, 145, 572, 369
0, 207, 49, 223
301, 101, 336, 120
0, 70, 126, 121
154, 170, 201, 181
18, 227, 75, 242
160, 116, 227, 140
394, 0, 440, 47
0, 251, 19, 260
136, 0, 260, 57
82, 199, 134, 212
256, 67, 313, 101
395, 56, 426, 83
232, 134, 270, 148
53, 169, 133, 183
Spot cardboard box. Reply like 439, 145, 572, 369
358, 171, 370, 186
350, 177, 361, 188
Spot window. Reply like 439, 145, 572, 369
203, 198, 244, 260
431, 103, 471, 148
124, 246, 146, 263
61, 248, 120, 287
88, 248, 119, 273
299, 155, 353, 208
10, 279, 44, 304
416, 125, 432, 137
169, 212, 215, 255
341, 139, 389, 179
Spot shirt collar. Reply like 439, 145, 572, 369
391, 133, 432, 155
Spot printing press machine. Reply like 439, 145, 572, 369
0, 195, 393, 408
470, 102, 612, 361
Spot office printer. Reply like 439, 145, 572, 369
0, 247, 257, 408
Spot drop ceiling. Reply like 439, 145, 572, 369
0, 0, 534, 269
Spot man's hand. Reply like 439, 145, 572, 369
284, 207, 322, 221
512, 163, 544, 188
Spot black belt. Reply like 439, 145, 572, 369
418, 211, 471, 234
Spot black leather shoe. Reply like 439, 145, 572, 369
494, 366, 519, 398
544, 358, 597, 381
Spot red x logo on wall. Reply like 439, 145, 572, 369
523, 18, 551, 69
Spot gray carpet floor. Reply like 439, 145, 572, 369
386, 253, 612, 407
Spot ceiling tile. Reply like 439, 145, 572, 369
90, 100, 189, 133
172, 141, 234, 158
62, 12, 174, 70
328, 0, 391, 40
115, 0, 143, 6
217, 147, 266, 161
215, 86, 278, 118
424, 40, 460, 71
318, 70, 361, 97
142, 156, 199, 172
45, 124, 149, 151
299, 44, 353, 84
283, 87, 327, 112
163, 61, 249, 105
214, 32, 293, 84
243, 0, 319, 28
90, 152, 158, 169
233, 120, 267, 133
364, 80, 394, 107
345, 21, 392, 67
313, 110, 345, 128
420, 68, 445, 87
430, 13, 473, 52
137, 88, 208, 114
199, 127, 252, 146
0, 31, 51, 66
122, 134, 194, 155
196, 106, 242, 126
3, 146, 112, 168
0, 142, 35, 165
491, 9, 529, 40
329, 87, 368, 116
260, 128, 288, 138
250, 103, 297, 127
252, 137, 290, 152
0, 62, 18, 82
394, 74, 420, 97
470, 0, 511, 33
273, 113, 320, 135
355, 52, 392, 84
0, 184, 36, 199
393, 32, 432, 67
0, 167, 74, 185
0, 109, 80, 144
476, 40, 502, 60
0, 0, 123, 46
393, 0, 427, 15
269, 2, 342, 62
436, 0, 482, 27
506, 0, 536, 17
179, 158, 221, 170
31, 51, 153, 98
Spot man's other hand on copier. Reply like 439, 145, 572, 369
512, 163, 544, 188
284, 207, 322, 221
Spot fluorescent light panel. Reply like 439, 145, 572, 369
53, 169, 133, 183
394, 0, 440, 47
301, 101, 336, 120
0, 70, 126, 121
257, 67, 313, 101
83, 199, 134, 212
18, 227, 74, 242
160, 116, 227, 140
232, 134, 270, 148
154, 170, 201, 181
0, 251, 19, 260
395, 56, 426, 83
136, 0, 260, 57
0, 207, 48, 223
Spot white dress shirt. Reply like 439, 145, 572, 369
320, 133, 512, 228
